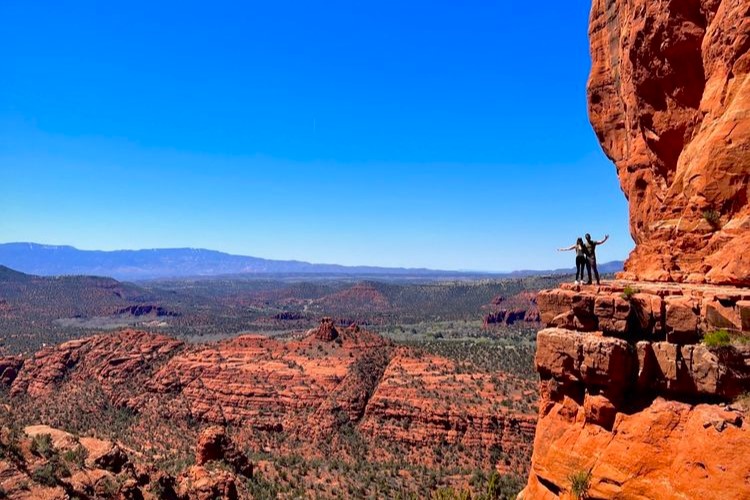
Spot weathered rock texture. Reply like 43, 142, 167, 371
359, 349, 537, 472
588, 0, 750, 285
1, 424, 251, 500
523, 1, 750, 492
5, 322, 537, 476
521, 281, 750, 499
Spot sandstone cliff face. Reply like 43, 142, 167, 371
521, 282, 750, 499
522, 1, 750, 494
588, 0, 750, 284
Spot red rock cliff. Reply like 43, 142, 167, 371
521, 283, 750, 499
588, 0, 750, 285
520, 2, 750, 495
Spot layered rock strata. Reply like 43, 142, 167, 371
3, 321, 537, 474
521, 281, 750, 499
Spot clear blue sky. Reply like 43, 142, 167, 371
0, 0, 632, 272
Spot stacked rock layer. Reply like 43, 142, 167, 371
521, 281, 750, 499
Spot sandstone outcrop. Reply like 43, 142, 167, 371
0, 423, 254, 499
521, 281, 750, 498
0, 356, 23, 386
484, 309, 531, 327
588, 0, 750, 285
359, 349, 537, 472
6, 325, 537, 477
0, 425, 145, 499
522, 0, 750, 493
175, 466, 239, 500
10, 329, 183, 399
313, 317, 340, 341
195, 427, 253, 478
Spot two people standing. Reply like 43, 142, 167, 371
558, 233, 609, 285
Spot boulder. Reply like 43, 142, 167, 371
665, 296, 700, 343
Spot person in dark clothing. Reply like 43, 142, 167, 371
584, 233, 609, 285
558, 237, 589, 285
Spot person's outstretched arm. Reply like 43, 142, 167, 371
558, 245, 576, 251
595, 234, 610, 245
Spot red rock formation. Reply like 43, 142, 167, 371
6, 324, 536, 476
484, 291, 541, 327
313, 317, 339, 341
0, 425, 146, 499
523, 1, 750, 491
524, 396, 749, 500
484, 309, 529, 327
359, 349, 537, 472
312, 283, 392, 314
0, 356, 23, 386
176, 466, 239, 500
588, 0, 750, 285
195, 427, 253, 478
10, 329, 183, 399
520, 281, 750, 499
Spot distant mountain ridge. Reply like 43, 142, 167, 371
0, 243, 465, 281
0, 243, 624, 281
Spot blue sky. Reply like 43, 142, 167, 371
0, 1, 632, 271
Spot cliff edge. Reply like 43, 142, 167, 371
521, 282, 750, 498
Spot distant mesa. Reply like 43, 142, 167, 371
484, 291, 541, 327
484, 309, 532, 327
114, 304, 179, 317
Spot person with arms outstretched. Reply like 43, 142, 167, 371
584, 233, 609, 285
558, 237, 589, 285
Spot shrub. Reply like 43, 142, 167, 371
703, 329, 732, 347
30, 433, 55, 459
702, 209, 721, 228
486, 471, 524, 499
32, 463, 58, 487
62, 444, 89, 468
734, 392, 750, 409
0, 426, 23, 460
569, 470, 591, 500
431, 488, 470, 500
621, 286, 638, 301
99, 476, 120, 496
